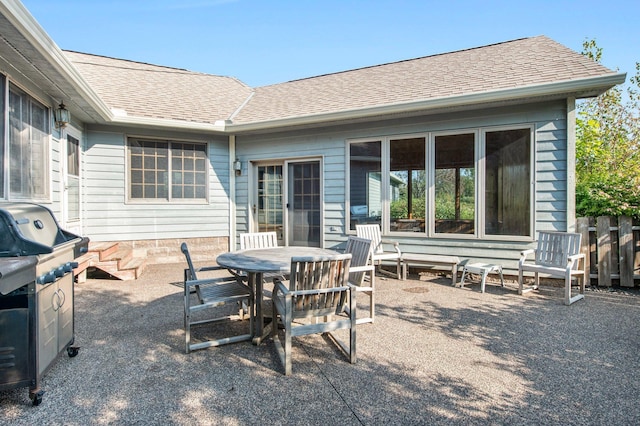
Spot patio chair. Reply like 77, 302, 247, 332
181, 243, 254, 353
344, 236, 376, 324
356, 224, 402, 279
238, 231, 286, 284
518, 231, 587, 305
239, 231, 279, 249
271, 253, 356, 375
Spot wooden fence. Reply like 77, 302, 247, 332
576, 216, 640, 287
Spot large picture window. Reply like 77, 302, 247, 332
8, 84, 50, 199
347, 126, 532, 238
484, 128, 531, 236
128, 138, 207, 201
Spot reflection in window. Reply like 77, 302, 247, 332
435, 134, 475, 234
257, 165, 283, 239
390, 138, 425, 232
9, 84, 49, 199
349, 141, 381, 230
485, 129, 531, 236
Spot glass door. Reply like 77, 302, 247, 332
255, 160, 322, 247
287, 161, 321, 247
256, 165, 285, 245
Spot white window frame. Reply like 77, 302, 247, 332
346, 124, 535, 240
126, 136, 210, 204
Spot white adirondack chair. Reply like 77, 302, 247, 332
239, 231, 278, 250
518, 231, 587, 305
356, 224, 402, 279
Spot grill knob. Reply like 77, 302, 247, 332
54, 266, 66, 277
37, 271, 56, 285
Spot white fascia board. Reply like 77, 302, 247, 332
0, 0, 112, 120
228, 73, 627, 133
110, 115, 228, 133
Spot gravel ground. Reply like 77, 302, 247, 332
2, 264, 639, 425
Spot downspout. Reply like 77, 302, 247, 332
229, 134, 237, 251
566, 97, 577, 232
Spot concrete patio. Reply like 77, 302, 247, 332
2, 263, 639, 425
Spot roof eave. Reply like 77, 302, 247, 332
110, 114, 229, 133
228, 73, 627, 133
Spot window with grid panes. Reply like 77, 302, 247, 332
128, 138, 207, 201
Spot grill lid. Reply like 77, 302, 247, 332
0, 202, 83, 257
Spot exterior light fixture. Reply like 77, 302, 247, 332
54, 102, 70, 129
233, 158, 242, 176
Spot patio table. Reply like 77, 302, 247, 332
216, 246, 338, 344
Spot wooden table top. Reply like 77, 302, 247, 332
216, 246, 338, 273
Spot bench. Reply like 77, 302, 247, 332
401, 253, 461, 285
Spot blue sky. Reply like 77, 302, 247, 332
21, 0, 639, 88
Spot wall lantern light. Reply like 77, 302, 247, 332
233, 158, 242, 176
54, 102, 70, 129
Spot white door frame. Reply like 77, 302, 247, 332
250, 156, 324, 247
61, 125, 82, 234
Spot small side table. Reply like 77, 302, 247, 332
460, 262, 504, 293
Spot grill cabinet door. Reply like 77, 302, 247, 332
37, 275, 74, 376
37, 283, 58, 375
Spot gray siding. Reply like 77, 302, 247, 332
235, 100, 569, 272
82, 129, 230, 242
234, 131, 348, 249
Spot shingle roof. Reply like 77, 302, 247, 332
232, 36, 617, 124
64, 51, 252, 125
64, 36, 618, 127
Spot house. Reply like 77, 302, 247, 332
0, 0, 626, 276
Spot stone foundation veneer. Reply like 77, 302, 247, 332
111, 237, 229, 264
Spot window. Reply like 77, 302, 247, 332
66, 135, 81, 221
128, 138, 207, 201
349, 140, 381, 230
434, 133, 475, 234
390, 137, 425, 233
484, 128, 531, 236
347, 126, 532, 238
8, 84, 50, 199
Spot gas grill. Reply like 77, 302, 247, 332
0, 202, 89, 405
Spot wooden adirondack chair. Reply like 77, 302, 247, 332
355, 224, 402, 279
344, 236, 376, 324
271, 253, 355, 375
181, 243, 253, 353
518, 232, 587, 305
